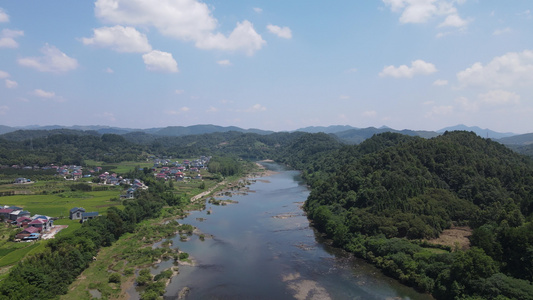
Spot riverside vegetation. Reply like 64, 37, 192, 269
0, 129, 532, 299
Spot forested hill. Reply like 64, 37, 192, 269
300, 131, 533, 299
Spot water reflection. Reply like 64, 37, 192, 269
160, 163, 432, 300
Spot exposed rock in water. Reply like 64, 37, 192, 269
178, 286, 190, 299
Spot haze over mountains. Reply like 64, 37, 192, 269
0, 124, 531, 148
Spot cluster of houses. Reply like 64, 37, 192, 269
57, 165, 104, 180
153, 156, 210, 181
121, 179, 148, 199
9, 165, 104, 182
0, 205, 103, 241
98, 172, 123, 185
0, 206, 53, 241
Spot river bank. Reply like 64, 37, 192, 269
162, 162, 432, 300
61, 161, 273, 299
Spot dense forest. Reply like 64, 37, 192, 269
0, 130, 308, 166
1, 129, 533, 299
297, 132, 533, 299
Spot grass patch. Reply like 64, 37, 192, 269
0, 243, 41, 267
85, 160, 154, 174
0, 190, 123, 218
53, 219, 83, 237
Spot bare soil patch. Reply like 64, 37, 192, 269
426, 226, 472, 250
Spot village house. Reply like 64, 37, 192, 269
27, 215, 52, 232
69, 207, 99, 222
14, 216, 32, 227
69, 207, 86, 220
15, 226, 40, 240
14, 177, 30, 184
81, 212, 99, 222
9, 210, 30, 221
0, 208, 14, 220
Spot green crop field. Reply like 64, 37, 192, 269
84, 160, 154, 174
0, 190, 123, 218
0, 242, 42, 267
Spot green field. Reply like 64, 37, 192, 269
0, 190, 123, 218
84, 160, 154, 174
0, 242, 43, 267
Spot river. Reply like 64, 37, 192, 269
158, 162, 433, 299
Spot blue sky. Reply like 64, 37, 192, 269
0, 0, 532, 133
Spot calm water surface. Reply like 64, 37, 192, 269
161, 163, 433, 300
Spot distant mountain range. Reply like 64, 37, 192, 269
436, 124, 515, 139
0, 124, 273, 137
0, 124, 531, 146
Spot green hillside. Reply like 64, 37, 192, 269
302, 131, 533, 299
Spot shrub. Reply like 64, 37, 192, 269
108, 273, 121, 284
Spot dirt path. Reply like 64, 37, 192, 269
190, 181, 226, 202
41, 225, 68, 240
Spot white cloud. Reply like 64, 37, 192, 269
457, 50, 533, 88
383, 0, 470, 29
175, 89, 184, 94
454, 90, 520, 113
478, 90, 520, 106
345, 68, 358, 73
142, 50, 178, 73
5, 79, 17, 89
105, 67, 114, 73
217, 59, 231, 66
95, 0, 265, 55
18, 44, 78, 73
0, 29, 24, 48
0, 106, 8, 115
493, 27, 512, 36
237, 104, 266, 113
0, 8, 8, 23
438, 14, 469, 28
433, 79, 448, 86
455, 96, 477, 112
267, 24, 292, 39
0, 70, 9, 79
339, 95, 350, 100
383, 0, 451, 23
81, 25, 152, 53
96, 112, 116, 122
166, 107, 190, 115
517, 9, 531, 19
362, 110, 377, 117
195, 20, 265, 55
206, 106, 218, 113
33, 89, 55, 98
435, 31, 451, 38
425, 105, 453, 117
253, 7, 263, 14
379, 59, 437, 78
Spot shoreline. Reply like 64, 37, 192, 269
122, 160, 280, 299
154, 161, 280, 298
